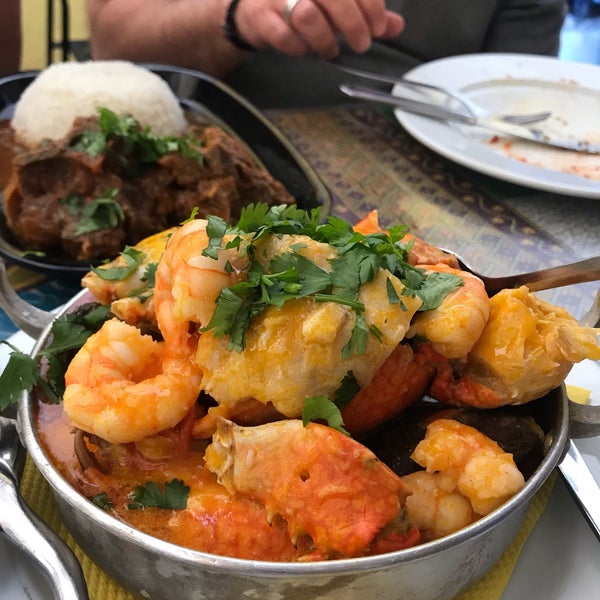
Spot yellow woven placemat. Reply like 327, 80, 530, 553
19, 456, 556, 600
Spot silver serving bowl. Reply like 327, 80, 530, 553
14, 288, 598, 600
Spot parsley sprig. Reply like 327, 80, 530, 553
127, 479, 190, 510
70, 108, 203, 172
61, 189, 125, 236
0, 303, 112, 409
200, 204, 462, 354
302, 371, 361, 435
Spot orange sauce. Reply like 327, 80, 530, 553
35, 402, 299, 560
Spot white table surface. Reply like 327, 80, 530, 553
1, 332, 599, 600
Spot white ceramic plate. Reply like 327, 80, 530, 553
394, 54, 600, 198
1, 329, 599, 599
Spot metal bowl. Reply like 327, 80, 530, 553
15, 289, 591, 600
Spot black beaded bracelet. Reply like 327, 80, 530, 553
222, 0, 256, 52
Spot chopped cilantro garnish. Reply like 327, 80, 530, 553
70, 107, 203, 172
61, 189, 125, 236
0, 303, 112, 408
127, 479, 190, 510
91, 492, 114, 510
301, 371, 360, 435
91, 246, 147, 281
0, 342, 54, 409
333, 371, 361, 412
416, 271, 464, 311
302, 396, 349, 436
200, 203, 462, 355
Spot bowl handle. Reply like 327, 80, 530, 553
569, 289, 600, 439
0, 262, 55, 338
569, 400, 600, 439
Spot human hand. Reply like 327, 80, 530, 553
234, 0, 405, 58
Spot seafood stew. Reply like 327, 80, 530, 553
6, 205, 599, 565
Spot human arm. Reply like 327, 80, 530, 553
87, 0, 244, 77
87, 0, 404, 78
0, 0, 21, 76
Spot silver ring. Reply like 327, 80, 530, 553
284, 0, 302, 23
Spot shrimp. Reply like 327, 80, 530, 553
82, 227, 175, 328
428, 286, 600, 408
353, 210, 460, 268
406, 263, 491, 359
63, 318, 202, 444
402, 418, 525, 541
153, 218, 248, 349
204, 418, 420, 559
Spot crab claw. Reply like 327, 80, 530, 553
204, 418, 419, 559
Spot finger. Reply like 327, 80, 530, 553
304, 0, 371, 54
355, 0, 388, 38
237, 10, 311, 55
287, 1, 341, 58
379, 11, 405, 39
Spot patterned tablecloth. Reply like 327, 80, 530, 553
4, 102, 597, 339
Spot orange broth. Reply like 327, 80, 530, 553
35, 402, 300, 561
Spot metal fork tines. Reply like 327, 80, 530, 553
333, 61, 551, 125
501, 111, 552, 125
338, 83, 552, 127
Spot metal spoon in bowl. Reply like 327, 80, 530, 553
439, 252, 600, 296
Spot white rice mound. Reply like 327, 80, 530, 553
12, 60, 187, 147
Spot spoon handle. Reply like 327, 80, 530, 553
444, 254, 600, 296
501, 256, 600, 292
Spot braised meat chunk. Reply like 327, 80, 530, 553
2, 113, 294, 261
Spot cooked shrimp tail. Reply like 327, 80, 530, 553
63, 318, 202, 444
407, 263, 490, 359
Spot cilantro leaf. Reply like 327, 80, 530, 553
0, 304, 112, 408
302, 396, 349, 436
127, 479, 190, 510
341, 313, 370, 359
416, 271, 464, 311
0, 343, 54, 408
301, 372, 361, 436
200, 203, 463, 357
70, 107, 204, 173
61, 189, 125, 236
91, 246, 147, 281
70, 130, 106, 156
332, 371, 361, 412
92, 492, 114, 510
